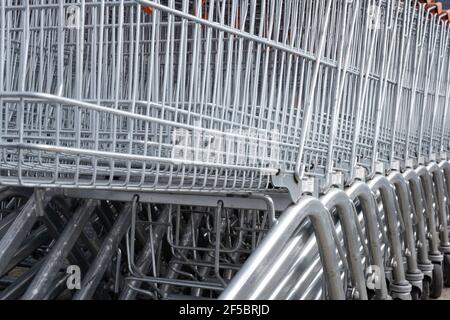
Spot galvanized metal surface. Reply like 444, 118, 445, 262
0, 0, 450, 301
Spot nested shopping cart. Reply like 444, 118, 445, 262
0, 0, 370, 300
0, 0, 350, 299
0, 0, 332, 196
2, 0, 450, 301
0, 0, 386, 199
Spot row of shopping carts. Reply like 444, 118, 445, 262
1, 0, 450, 300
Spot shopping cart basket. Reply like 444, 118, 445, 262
1, 0, 312, 193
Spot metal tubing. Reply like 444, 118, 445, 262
5, 226, 50, 274
191, 253, 215, 297
346, 181, 389, 300
120, 206, 170, 300
387, 172, 424, 290
159, 212, 202, 297
0, 188, 32, 202
427, 163, 450, 253
40, 205, 91, 272
73, 202, 133, 300
0, 189, 50, 277
219, 196, 345, 300
249, 194, 277, 227
403, 169, 434, 278
0, 260, 45, 300
65, 189, 293, 213
0, 211, 20, 239
43, 274, 71, 300
294, 0, 334, 182
22, 199, 97, 300
438, 161, 450, 248
368, 175, 411, 299
416, 166, 444, 262
321, 189, 368, 300
53, 196, 101, 255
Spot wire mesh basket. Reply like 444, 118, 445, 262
123, 200, 344, 300
1, 0, 310, 191
2, 0, 450, 195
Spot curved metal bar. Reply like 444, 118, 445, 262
346, 181, 389, 300
438, 161, 450, 252
0, 260, 45, 300
120, 206, 170, 300
0, 189, 54, 277
219, 197, 345, 300
349, 202, 371, 261
250, 194, 277, 227
22, 199, 97, 300
321, 189, 368, 300
403, 169, 434, 278
0, 211, 20, 239
159, 212, 203, 297
368, 175, 412, 299
73, 202, 133, 300
0, 187, 32, 202
387, 172, 424, 289
427, 163, 450, 253
439, 161, 450, 215
415, 166, 443, 262
325, 212, 351, 276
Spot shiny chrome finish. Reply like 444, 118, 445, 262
2, 0, 450, 301
220, 197, 345, 300
416, 166, 444, 263
438, 161, 450, 246
320, 189, 368, 300
403, 169, 434, 279
387, 172, 424, 293
346, 181, 390, 300
368, 175, 412, 299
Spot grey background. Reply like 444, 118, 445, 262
443, 0, 450, 9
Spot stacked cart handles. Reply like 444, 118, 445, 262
3, 0, 450, 196
130, 0, 450, 200
1, 0, 450, 300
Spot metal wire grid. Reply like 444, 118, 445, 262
383, 3, 450, 165
1, 0, 294, 190
305, 0, 450, 185
125, 202, 277, 298
1, 0, 450, 193
123, 200, 356, 299
378, 0, 423, 165
0, 0, 362, 191
1, 1, 450, 302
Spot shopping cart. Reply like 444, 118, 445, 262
3, 0, 450, 301
0, 0, 333, 196
123, 200, 281, 299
